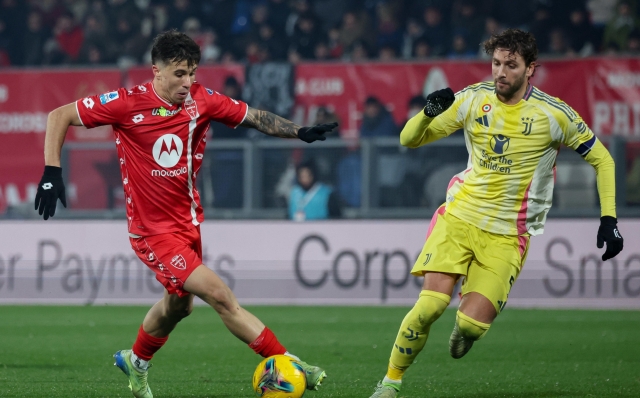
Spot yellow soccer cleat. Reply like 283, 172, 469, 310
296, 360, 327, 390
114, 349, 153, 398
369, 381, 400, 398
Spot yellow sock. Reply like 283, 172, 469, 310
386, 290, 450, 381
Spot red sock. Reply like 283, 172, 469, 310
249, 327, 287, 358
132, 325, 168, 361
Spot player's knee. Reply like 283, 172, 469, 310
413, 290, 451, 328
205, 286, 239, 315
456, 310, 490, 341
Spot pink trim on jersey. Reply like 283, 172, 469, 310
426, 205, 447, 240
518, 235, 529, 258
447, 167, 471, 190
517, 181, 532, 235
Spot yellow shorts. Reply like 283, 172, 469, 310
412, 206, 530, 313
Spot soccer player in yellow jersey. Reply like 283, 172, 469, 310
369, 29, 625, 398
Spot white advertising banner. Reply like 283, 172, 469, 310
0, 220, 638, 308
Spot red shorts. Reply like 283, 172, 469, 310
130, 226, 203, 297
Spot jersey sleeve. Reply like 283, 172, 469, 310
555, 100, 597, 156
76, 88, 130, 128
202, 88, 248, 128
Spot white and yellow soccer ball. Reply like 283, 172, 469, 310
252, 355, 306, 398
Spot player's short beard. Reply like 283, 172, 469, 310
495, 70, 527, 100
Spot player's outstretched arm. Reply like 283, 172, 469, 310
583, 141, 624, 260
34, 102, 83, 220
241, 107, 337, 143
44, 103, 83, 166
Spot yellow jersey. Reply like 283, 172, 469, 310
401, 82, 615, 236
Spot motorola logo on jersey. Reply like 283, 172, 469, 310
490, 134, 510, 154
152, 134, 183, 168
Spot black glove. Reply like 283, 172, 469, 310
424, 88, 455, 117
34, 166, 67, 220
297, 122, 338, 143
597, 216, 623, 261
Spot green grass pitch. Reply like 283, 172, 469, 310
0, 306, 638, 397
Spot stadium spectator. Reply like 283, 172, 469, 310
626, 28, 640, 51
447, 33, 476, 59
288, 159, 342, 221
413, 38, 431, 59
603, 1, 639, 51
199, 28, 222, 64
491, 0, 533, 29
379, 45, 398, 60
547, 28, 574, 56
289, 12, 320, 60
0, 19, 10, 66
266, 0, 291, 38
211, 76, 248, 140
314, 41, 332, 60
243, 40, 268, 64
22, 11, 48, 66
528, 4, 553, 53
403, 95, 428, 127
360, 96, 398, 138
401, 18, 425, 59
421, 6, 449, 56
0, 0, 628, 66
477, 17, 502, 59
566, 6, 599, 56
313, 0, 348, 33
376, 3, 403, 55
1, 0, 27, 64
257, 24, 287, 61
113, 13, 150, 67
285, 0, 312, 38
49, 12, 84, 64
349, 40, 371, 61
327, 26, 344, 58
451, 0, 484, 48
339, 11, 374, 53
166, 0, 197, 31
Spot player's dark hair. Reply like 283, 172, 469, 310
151, 29, 201, 67
482, 29, 539, 74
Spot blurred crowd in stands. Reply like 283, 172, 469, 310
1, 0, 640, 68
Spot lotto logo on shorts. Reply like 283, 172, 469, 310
171, 254, 187, 270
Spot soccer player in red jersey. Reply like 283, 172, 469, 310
34, 30, 335, 398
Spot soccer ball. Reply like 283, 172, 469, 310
252, 355, 306, 398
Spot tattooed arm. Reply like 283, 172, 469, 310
241, 107, 301, 139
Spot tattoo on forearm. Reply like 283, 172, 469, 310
242, 109, 301, 138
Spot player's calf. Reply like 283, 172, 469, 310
449, 311, 490, 359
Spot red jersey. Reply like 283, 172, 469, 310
76, 81, 248, 236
